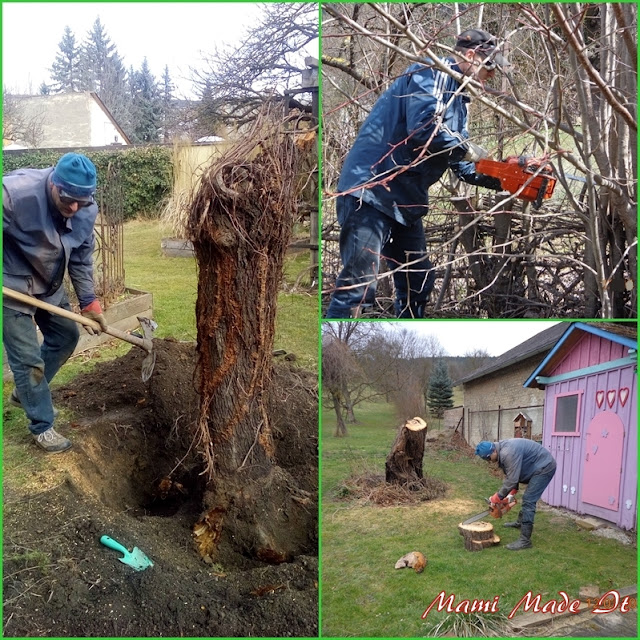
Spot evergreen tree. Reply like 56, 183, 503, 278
77, 17, 132, 139
427, 360, 454, 419
50, 26, 81, 92
194, 78, 223, 139
79, 17, 116, 93
39, 83, 51, 95
130, 58, 161, 142
160, 65, 175, 142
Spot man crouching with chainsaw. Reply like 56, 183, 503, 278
3, 153, 107, 453
475, 439, 557, 550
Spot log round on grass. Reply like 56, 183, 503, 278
458, 521, 501, 552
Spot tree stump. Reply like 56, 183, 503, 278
458, 521, 501, 551
385, 417, 427, 486
187, 110, 316, 563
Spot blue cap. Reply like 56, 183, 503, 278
52, 153, 97, 199
475, 441, 495, 460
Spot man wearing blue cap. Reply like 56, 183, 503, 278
475, 439, 556, 550
325, 29, 508, 318
3, 153, 108, 453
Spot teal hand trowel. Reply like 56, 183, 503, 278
100, 535, 154, 571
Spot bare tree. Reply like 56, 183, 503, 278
321, 321, 380, 430
2, 91, 46, 147
322, 2, 636, 318
193, 2, 318, 127
321, 336, 359, 436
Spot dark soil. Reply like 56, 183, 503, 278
3, 341, 318, 637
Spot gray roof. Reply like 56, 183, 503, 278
454, 322, 567, 386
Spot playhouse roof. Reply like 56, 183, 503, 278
524, 322, 637, 389
454, 322, 567, 386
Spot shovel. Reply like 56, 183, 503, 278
2, 287, 156, 381
100, 535, 154, 571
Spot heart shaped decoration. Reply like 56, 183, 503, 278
619, 387, 629, 407
596, 390, 605, 408
607, 390, 616, 408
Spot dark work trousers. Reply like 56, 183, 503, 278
520, 460, 557, 526
325, 195, 435, 318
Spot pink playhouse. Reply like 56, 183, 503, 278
524, 322, 637, 530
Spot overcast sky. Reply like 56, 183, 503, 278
2, 2, 269, 97
325, 320, 564, 357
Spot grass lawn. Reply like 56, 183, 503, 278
321, 401, 637, 637
3, 219, 318, 486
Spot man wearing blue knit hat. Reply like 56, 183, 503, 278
3, 153, 108, 453
475, 439, 556, 550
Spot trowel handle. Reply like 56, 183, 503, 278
100, 535, 129, 554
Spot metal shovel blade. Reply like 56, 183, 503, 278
100, 535, 154, 571
137, 316, 157, 382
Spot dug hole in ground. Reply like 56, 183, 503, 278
3, 340, 318, 637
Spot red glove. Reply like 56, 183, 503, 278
81, 299, 108, 335
490, 492, 503, 505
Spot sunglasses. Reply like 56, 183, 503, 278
57, 187, 95, 208
482, 58, 498, 71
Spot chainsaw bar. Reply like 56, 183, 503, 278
462, 510, 491, 525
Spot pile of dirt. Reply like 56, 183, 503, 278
335, 473, 448, 507
3, 340, 318, 637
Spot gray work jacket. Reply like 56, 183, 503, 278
494, 439, 556, 498
3, 167, 99, 314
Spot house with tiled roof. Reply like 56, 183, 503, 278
4, 91, 131, 149
453, 322, 567, 445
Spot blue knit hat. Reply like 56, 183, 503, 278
475, 441, 495, 460
52, 153, 97, 199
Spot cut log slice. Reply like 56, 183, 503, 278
458, 521, 501, 551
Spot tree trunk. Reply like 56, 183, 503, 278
343, 387, 357, 423
458, 521, 501, 551
331, 390, 348, 436
385, 417, 427, 486
187, 112, 316, 563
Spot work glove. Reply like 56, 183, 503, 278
489, 492, 503, 505
463, 141, 489, 163
81, 299, 108, 335
479, 175, 503, 191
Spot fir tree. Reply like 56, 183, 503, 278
160, 65, 175, 142
49, 26, 81, 92
79, 17, 117, 92
427, 360, 454, 419
130, 58, 161, 143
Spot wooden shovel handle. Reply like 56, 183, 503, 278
3, 286, 152, 352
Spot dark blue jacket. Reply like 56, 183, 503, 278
337, 57, 498, 226
494, 439, 556, 498
3, 167, 99, 314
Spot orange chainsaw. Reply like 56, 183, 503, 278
462, 490, 518, 525
476, 155, 556, 209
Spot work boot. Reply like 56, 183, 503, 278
33, 427, 72, 454
506, 523, 533, 550
504, 512, 523, 528
395, 299, 426, 318
9, 391, 59, 418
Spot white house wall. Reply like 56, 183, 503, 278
89, 98, 123, 146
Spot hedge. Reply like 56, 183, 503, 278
2, 146, 173, 220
